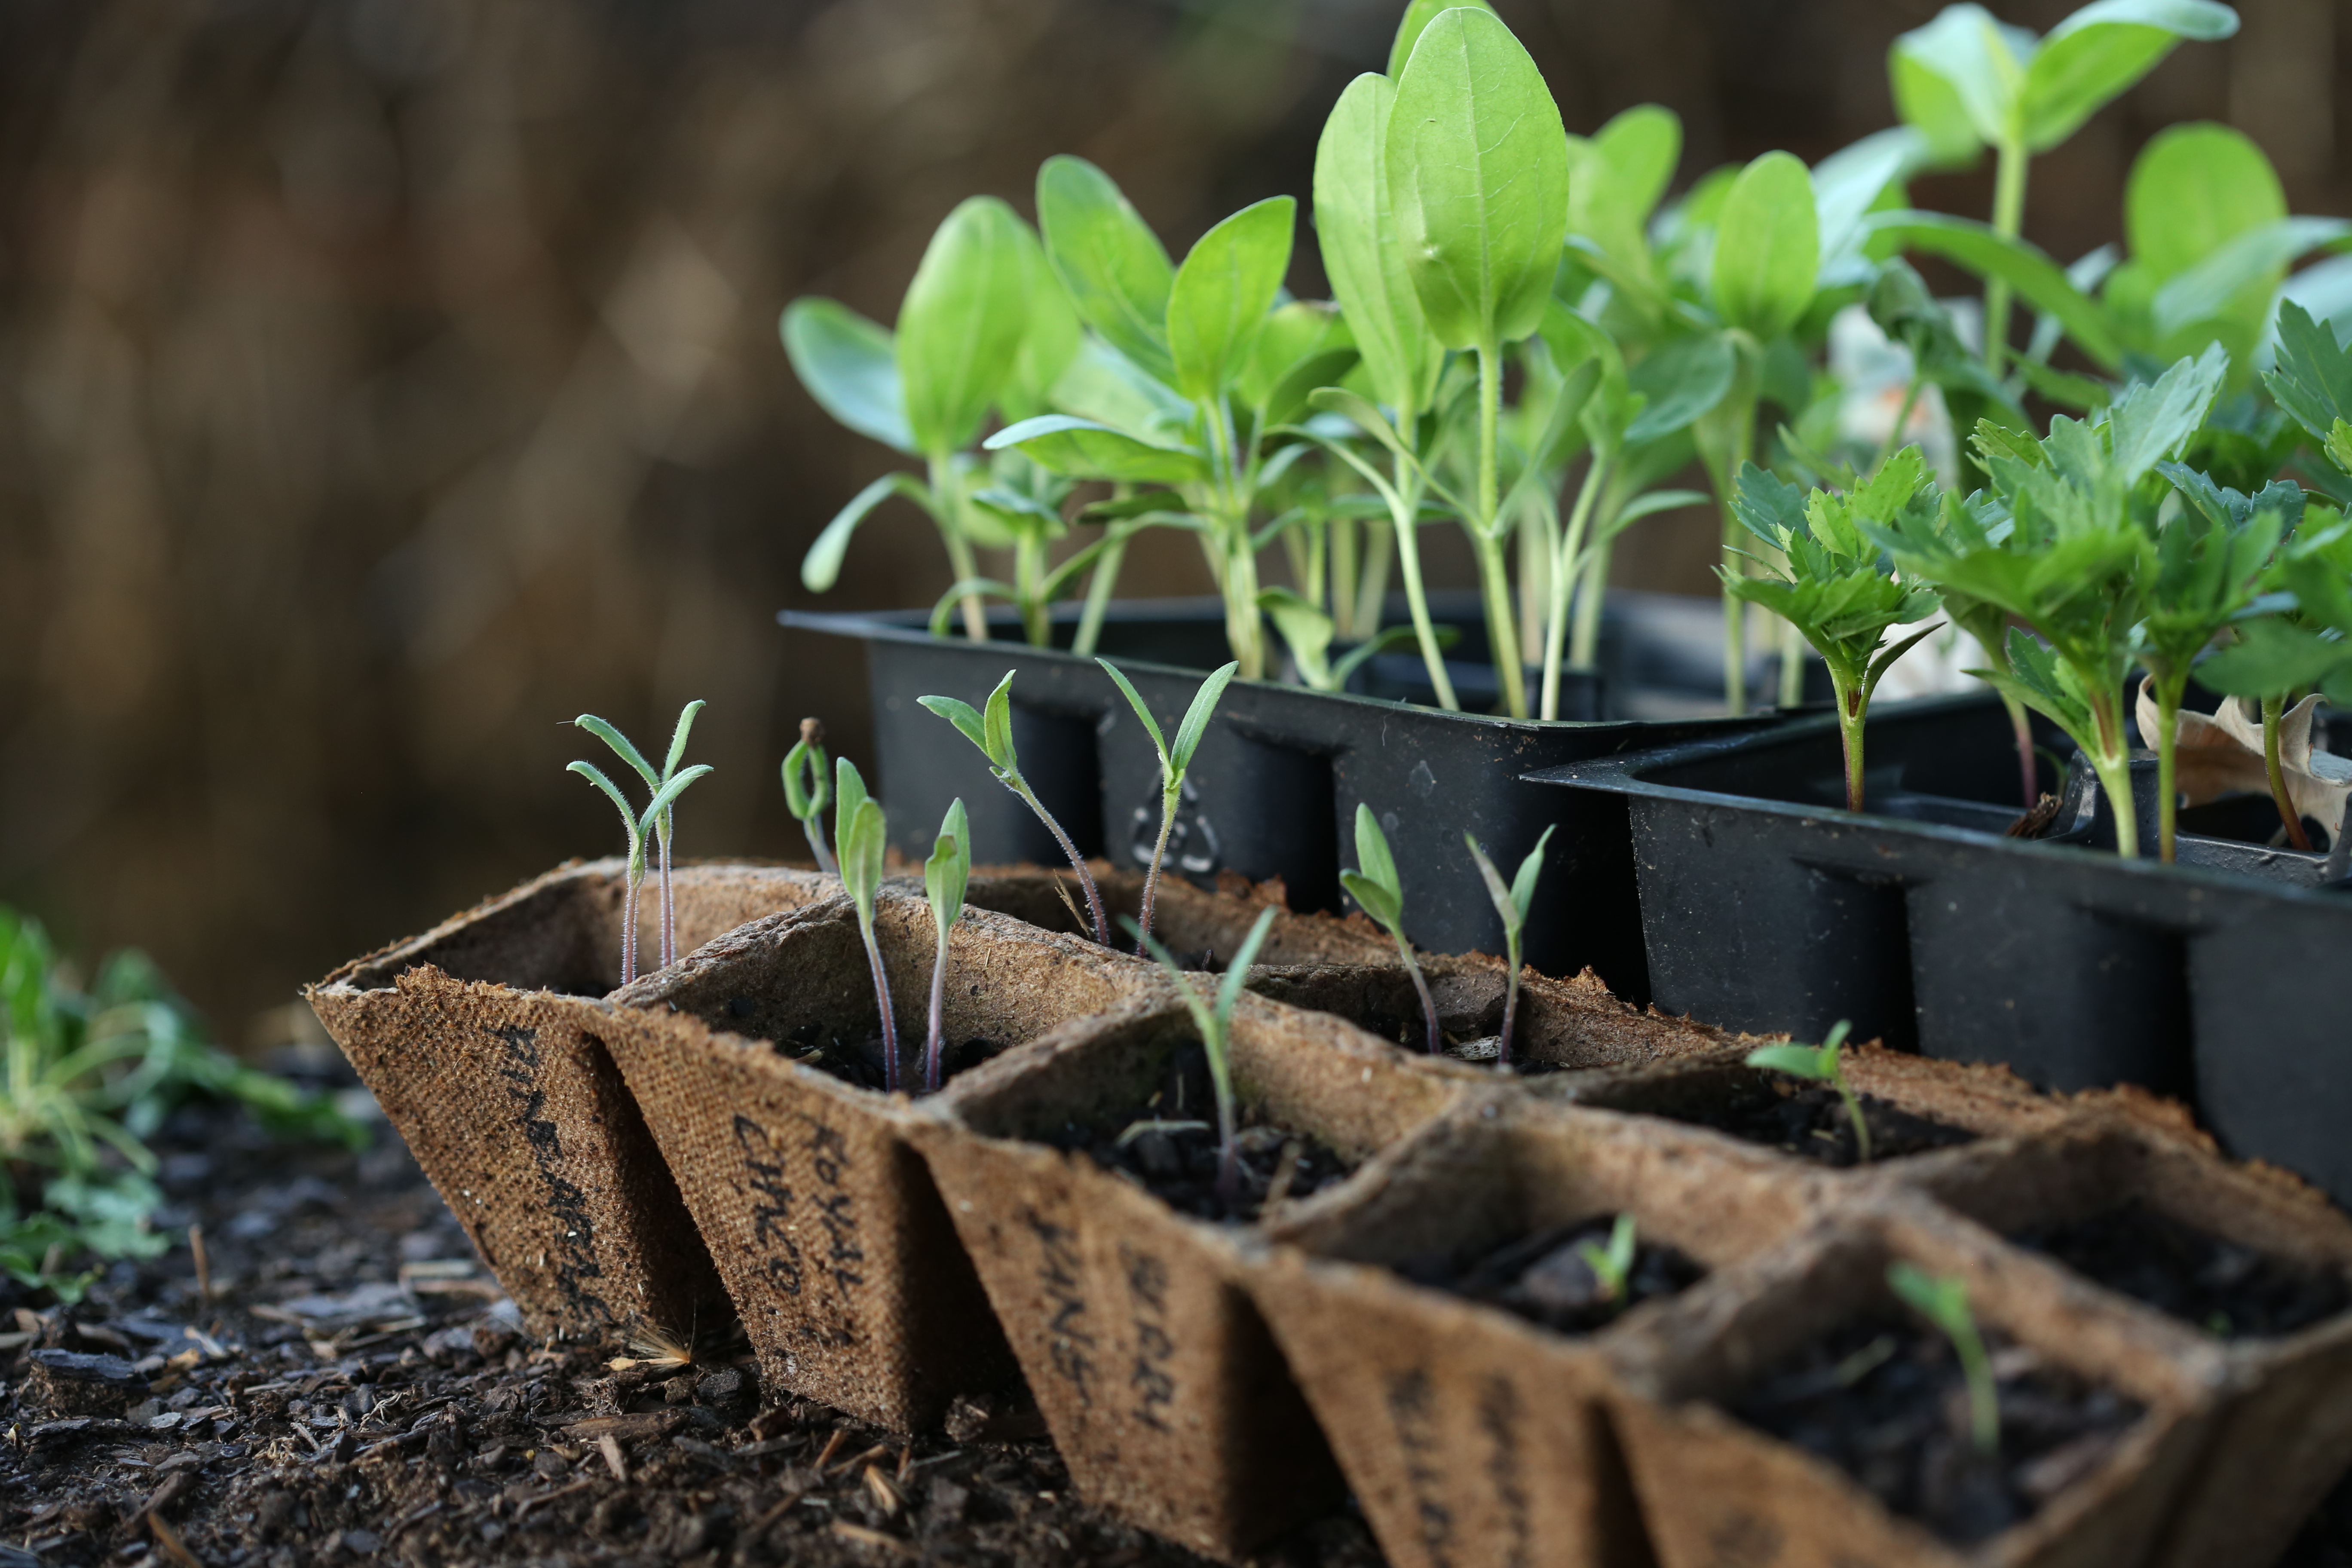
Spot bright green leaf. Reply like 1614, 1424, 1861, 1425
1037, 155, 1178, 383
1386, 0, 1496, 79
1315, 73, 1439, 421
2024, 0, 2240, 153
898, 196, 1035, 456
1167, 197, 1296, 401
781, 298, 915, 455
1711, 151, 1819, 340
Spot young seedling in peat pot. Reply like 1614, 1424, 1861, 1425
781, 718, 838, 875
1577, 1213, 1640, 1313
567, 710, 715, 986
922, 799, 971, 1095
1124, 905, 1278, 1213
1889, 1262, 2000, 1456
1724, 455, 1944, 812
1340, 805, 1440, 1056
1465, 825, 1555, 1067
1097, 656, 1239, 952
834, 758, 901, 1093
920, 672, 1109, 946
576, 702, 711, 970
1746, 1020, 1871, 1164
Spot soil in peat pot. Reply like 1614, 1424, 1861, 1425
1651, 1076, 1977, 1167
775, 1025, 1008, 1094
0, 1093, 1387, 1567
1725, 1314, 2143, 1547
1041, 1041, 1355, 1223
2009, 1201, 2352, 1341
1391, 1218, 1706, 1335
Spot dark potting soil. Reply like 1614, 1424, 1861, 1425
1043, 1040, 1357, 1224
780, 1027, 1008, 1095
2009, 1200, 2352, 1341
0, 1096, 1385, 1568
1393, 1217, 1705, 1335
1727, 1313, 2143, 1547
1652, 1075, 1978, 1167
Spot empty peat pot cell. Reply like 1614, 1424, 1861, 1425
1251, 1102, 1813, 1568
1900, 1121, 2352, 1568
306, 860, 834, 1344
1609, 1216, 2220, 1568
591, 891, 1153, 1433
915, 994, 1460, 1560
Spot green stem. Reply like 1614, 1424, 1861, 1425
1569, 518, 1614, 672
930, 455, 990, 642
1136, 788, 1178, 955
1710, 396, 1757, 715
1777, 615, 1808, 708
1390, 456, 1458, 709
925, 928, 949, 1093
1985, 136, 2028, 380
1834, 1072, 1872, 1164
1222, 531, 1265, 680
2089, 689, 2139, 859
1474, 346, 1527, 719
1544, 456, 1610, 719
1015, 527, 1050, 648
1331, 514, 1361, 639
1355, 517, 1395, 642
2264, 693, 2314, 851
1391, 928, 1439, 1055
1833, 668, 1868, 812
1518, 496, 1550, 672
860, 920, 901, 1093
1874, 375, 1925, 474
1074, 528, 1129, 659
1014, 778, 1108, 944
2153, 671, 2190, 864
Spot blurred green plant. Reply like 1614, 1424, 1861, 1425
2, 907, 362, 1300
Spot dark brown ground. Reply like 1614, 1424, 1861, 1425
1648, 1076, 1980, 1167
1393, 1218, 1706, 1338
0, 1095, 1382, 1568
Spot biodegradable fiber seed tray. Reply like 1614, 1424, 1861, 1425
307, 860, 834, 1343
587, 888, 1159, 1432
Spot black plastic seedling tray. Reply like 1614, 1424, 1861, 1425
1531, 691, 2352, 1207
781, 594, 1780, 1001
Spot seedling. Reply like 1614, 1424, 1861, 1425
1339, 805, 1439, 1056
1465, 825, 1556, 1067
1577, 1213, 1640, 1310
833, 758, 900, 1093
575, 702, 713, 971
1255, 589, 1444, 694
1746, 1020, 1871, 1164
922, 799, 971, 1095
1887, 1262, 2000, 1456
1126, 905, 1279, 1212
919, 672, 1109, 946
1724, 454, 1945, 811
1097, 657, 1239, 952
781, 718, 837, 876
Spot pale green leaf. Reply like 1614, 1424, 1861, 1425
781, 298, 915, 454
1711, 151, 1819, 340
802, 472, 930, 593
2024, 0, 2240, 152
1167, 196, 1296, 401
1386, 0, 1496, 79
985, 414, 1208, 485
898, 196, 1034, 456
1037, 155, 1177, 383
1314, 73, 1438, 420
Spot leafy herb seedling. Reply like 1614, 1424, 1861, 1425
922, 799, 971, 1095
1098, 657, 1239, 952
781, 718, 838, 876
575, 703, 713, 971
1126, 905, 1278, 1213
1888, 1261, 2000, 1456
1464, 825, 1555, 1067
1746, 1020, 1871, 1164
920, 673, 1109, 946
1340, 805, 1439, 1056
834, 758, 901, 1093
1725, 455, 1945, 811
1577, 1213, 1640, 1310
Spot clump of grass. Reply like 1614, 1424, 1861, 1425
781, 718, 838, 875
921, 672, 1109, 946
1098, 657, 1239, 952
1126, 906, 1277, 1211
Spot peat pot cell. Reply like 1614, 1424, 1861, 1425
1253, 1104, 1814, 1568
919, 996, 1458, 1559
1898, 1122, 2352, 1568
964, 865, 1395, 968
1569, 1058, 1979, 1169
595, 893, 1152, 1433
1610, 1216, 2219, 1568
1250, 959, 1745, 1078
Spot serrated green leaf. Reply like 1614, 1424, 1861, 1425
1386, 6, 1570, 352
1167, 196, 1295, 401
781, 298, 916, 455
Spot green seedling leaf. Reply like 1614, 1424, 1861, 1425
2108, 343, 2228, 483
2266, 300, 2352, 443
1097, 657, 1169, 771
1315, 73, 1439, 422
1625, 333, 1737, 444
1386, 0, 1496, 78
925, 799, 971, 939
1037, 155, 1177, 384
639, 763, 712, 832
1386, 5, 1570, 352
1169, 661, 1240, 777
781, 298, 916, 455
1711, 151, 1819, 340
985, 414, 1208, 486
1890, 5, 2030, 162
567, 761, 645, 864
1464, 824, 1551, 1067
1746, 1020, 1870, 1161
1167, 197, 1296, 401
1351, 802, 1403, 919
575, 714, 658, 792
662, 699, 705, 781
1575, 1213, 1640, 1304
1889, 1261, 2001, 1454
2023, 0, 2239, 153
2154, 218, 2352, 341
917, 694, 990, 760
2127, 122, 2286, 289
1864, 211, 2123, 369
801, 472, 932, 592
1003, 219, 1084, 423
898, 196, 1035, 456
1259, 588, 1338, 690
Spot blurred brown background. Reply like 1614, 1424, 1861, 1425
0, 0, 2340, 1035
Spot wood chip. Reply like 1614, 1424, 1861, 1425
812, 1428, 846, 1470
514, 1477, 596, 1518
861, 1464, 902, 1515
828, 1519, 916, 1557
149, 1513, 205, 1568
561, 1410, 685, 1442
597, 1433, 627, 1482
830, 1441, 890, 1476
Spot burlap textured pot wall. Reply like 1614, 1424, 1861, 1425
913, 995, 1466, 1560
1898, 1122, 2352, 1568
308, 860, 829, 1343
1252, 1100, 1816, 1568
594, 889, 1153, 1432
1607, 1204, 2226, 1568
